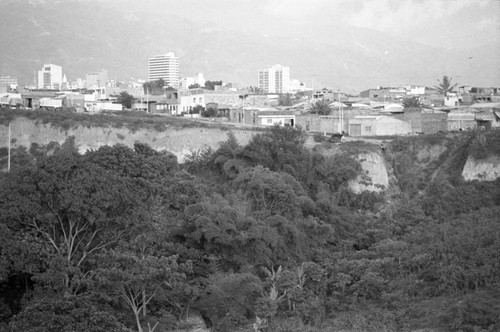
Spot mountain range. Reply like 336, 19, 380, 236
1, 0, 498, 93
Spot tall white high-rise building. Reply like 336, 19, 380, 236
258, 64, 291, 93
37, 64, 63, 90
148, 52, 179, 88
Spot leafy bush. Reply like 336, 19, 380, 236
9, 296, 128, 332
313, 132, 326, 142
440, 290, 500, 332
468, 129, 500, 160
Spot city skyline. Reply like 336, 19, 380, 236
0, 0, 498, 92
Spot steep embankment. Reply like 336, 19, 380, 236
462, 155, 500, 181
0, 117, 256, 163
348, 152, 389, 193
2, 114, 499, 188
383, 131, 500, 196
325, 131, 500, 201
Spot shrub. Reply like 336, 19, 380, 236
313, 132, 326, 142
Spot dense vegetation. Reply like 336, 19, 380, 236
1, 126, 499, 332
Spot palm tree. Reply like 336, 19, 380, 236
402, 97, 421, 109
435, 75, 457, 96
309, 99, 331, 115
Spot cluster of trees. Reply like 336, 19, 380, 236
188, 81, 224, 90
184, 105, 220, 118
1, 127, 499, 331
115, 91, 135, 109
143, 79, 176, 94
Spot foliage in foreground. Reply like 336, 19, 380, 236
1, 126, 499, 332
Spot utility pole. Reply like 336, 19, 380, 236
338, 89, 344, 134
7, 122, 11, 172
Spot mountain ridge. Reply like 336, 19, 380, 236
1, 0, 498, 92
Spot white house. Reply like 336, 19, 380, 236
444, 94, 459, 107
257, 109, 296, 127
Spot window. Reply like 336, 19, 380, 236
267, 119, 273, 124
365, 126, 372, 132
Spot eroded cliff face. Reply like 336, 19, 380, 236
349, 152, 389, 193
0, 118, 255, 163
462, 155, 500, 181
3, 118, 499, 187
347, 146, 500, 195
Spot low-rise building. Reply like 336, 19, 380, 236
229, 107, 259, 125
229, 107, 298, 127
391, 108, 448, 134
348, 115, 411, 136
296, 114, 337, 133
257, 109, 296, 127
447, 112, 476, 131
0, 76, 18, 93
0, 93, 22, 107
444, 94, 460, 107
178, 89, 242, 114
359, 87, 406, 102
21, 89, 60, 109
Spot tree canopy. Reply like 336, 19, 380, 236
115, 91, 134, 109
143, 79, 168, 94
309, 99, 331, 115
1, 129, 499, 332
402, 96, 422, 108
435, 75, 457, 96
204, 80, 223, 90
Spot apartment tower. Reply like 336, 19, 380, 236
37, 64, 63, 90
258, 64, 291, 93
148, 52, 179, 88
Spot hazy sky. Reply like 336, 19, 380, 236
2, 0, 499, 89
154, 0, 500, 49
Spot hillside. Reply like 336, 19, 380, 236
0, 110, 259, 163
2, 110, 499, 199
1, 111, 500, 331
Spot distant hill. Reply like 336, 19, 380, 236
1, 0, 499, 92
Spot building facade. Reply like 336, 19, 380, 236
0, 76, 18, 92
178, 89, 242, 114
258, 64, 290, 93
86, 70, 108, 89
37, 64, 63, 90
148, 52, 179, 88
179, 73, 205, 90
348, 116, 411, 136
